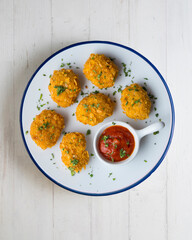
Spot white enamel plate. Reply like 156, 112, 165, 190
20, 41, 175, 196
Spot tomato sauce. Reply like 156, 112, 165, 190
98, 125, 135, 162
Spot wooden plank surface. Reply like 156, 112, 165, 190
128, 1, 167, 240
51, 2, 91, 240
167, 1, 192, 240
0, 0, 191, 239
0, 1, 14, 239
12, 0, 53, 239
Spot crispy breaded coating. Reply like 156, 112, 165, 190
83, 54, 118, 89
76, 93, 114, 126
48, 68, 81, 107
30, 110, 65, 149
60, 132, 89, 174
121, 83, 151, 120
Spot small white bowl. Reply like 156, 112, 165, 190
93, 121, 165, 166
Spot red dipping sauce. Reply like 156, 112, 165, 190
98, 125, 135, 162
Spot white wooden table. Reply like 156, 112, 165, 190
0, 0, 191, 239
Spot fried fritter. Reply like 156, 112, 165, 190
121, 83, 151, 120
60, 132, 89, 175
30, 109, 65, 149
48, 68, 81, 107
76, 93, 114, 126
83, 54, 118, 89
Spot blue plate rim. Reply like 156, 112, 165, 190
20, 40, 175, 196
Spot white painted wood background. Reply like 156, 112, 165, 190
0, 0, 191, 239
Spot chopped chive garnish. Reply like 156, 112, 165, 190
118, 86, 122, 93
88, 172, 94, 178
92, 90, 99, 94
132, 99, 141, 106
120, 148, 126, 158
54, 85, 67, 95
153, 131, 159, 135
71, 159, 79, 166
86, 129, 91, 135
83, 104, 88, 109
97, 71, 102, 79
102, 135, 109, 143
68, 167, 75, 176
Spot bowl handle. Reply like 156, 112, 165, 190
136, 121, 165, 139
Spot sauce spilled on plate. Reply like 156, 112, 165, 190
98, 125, 135, 162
